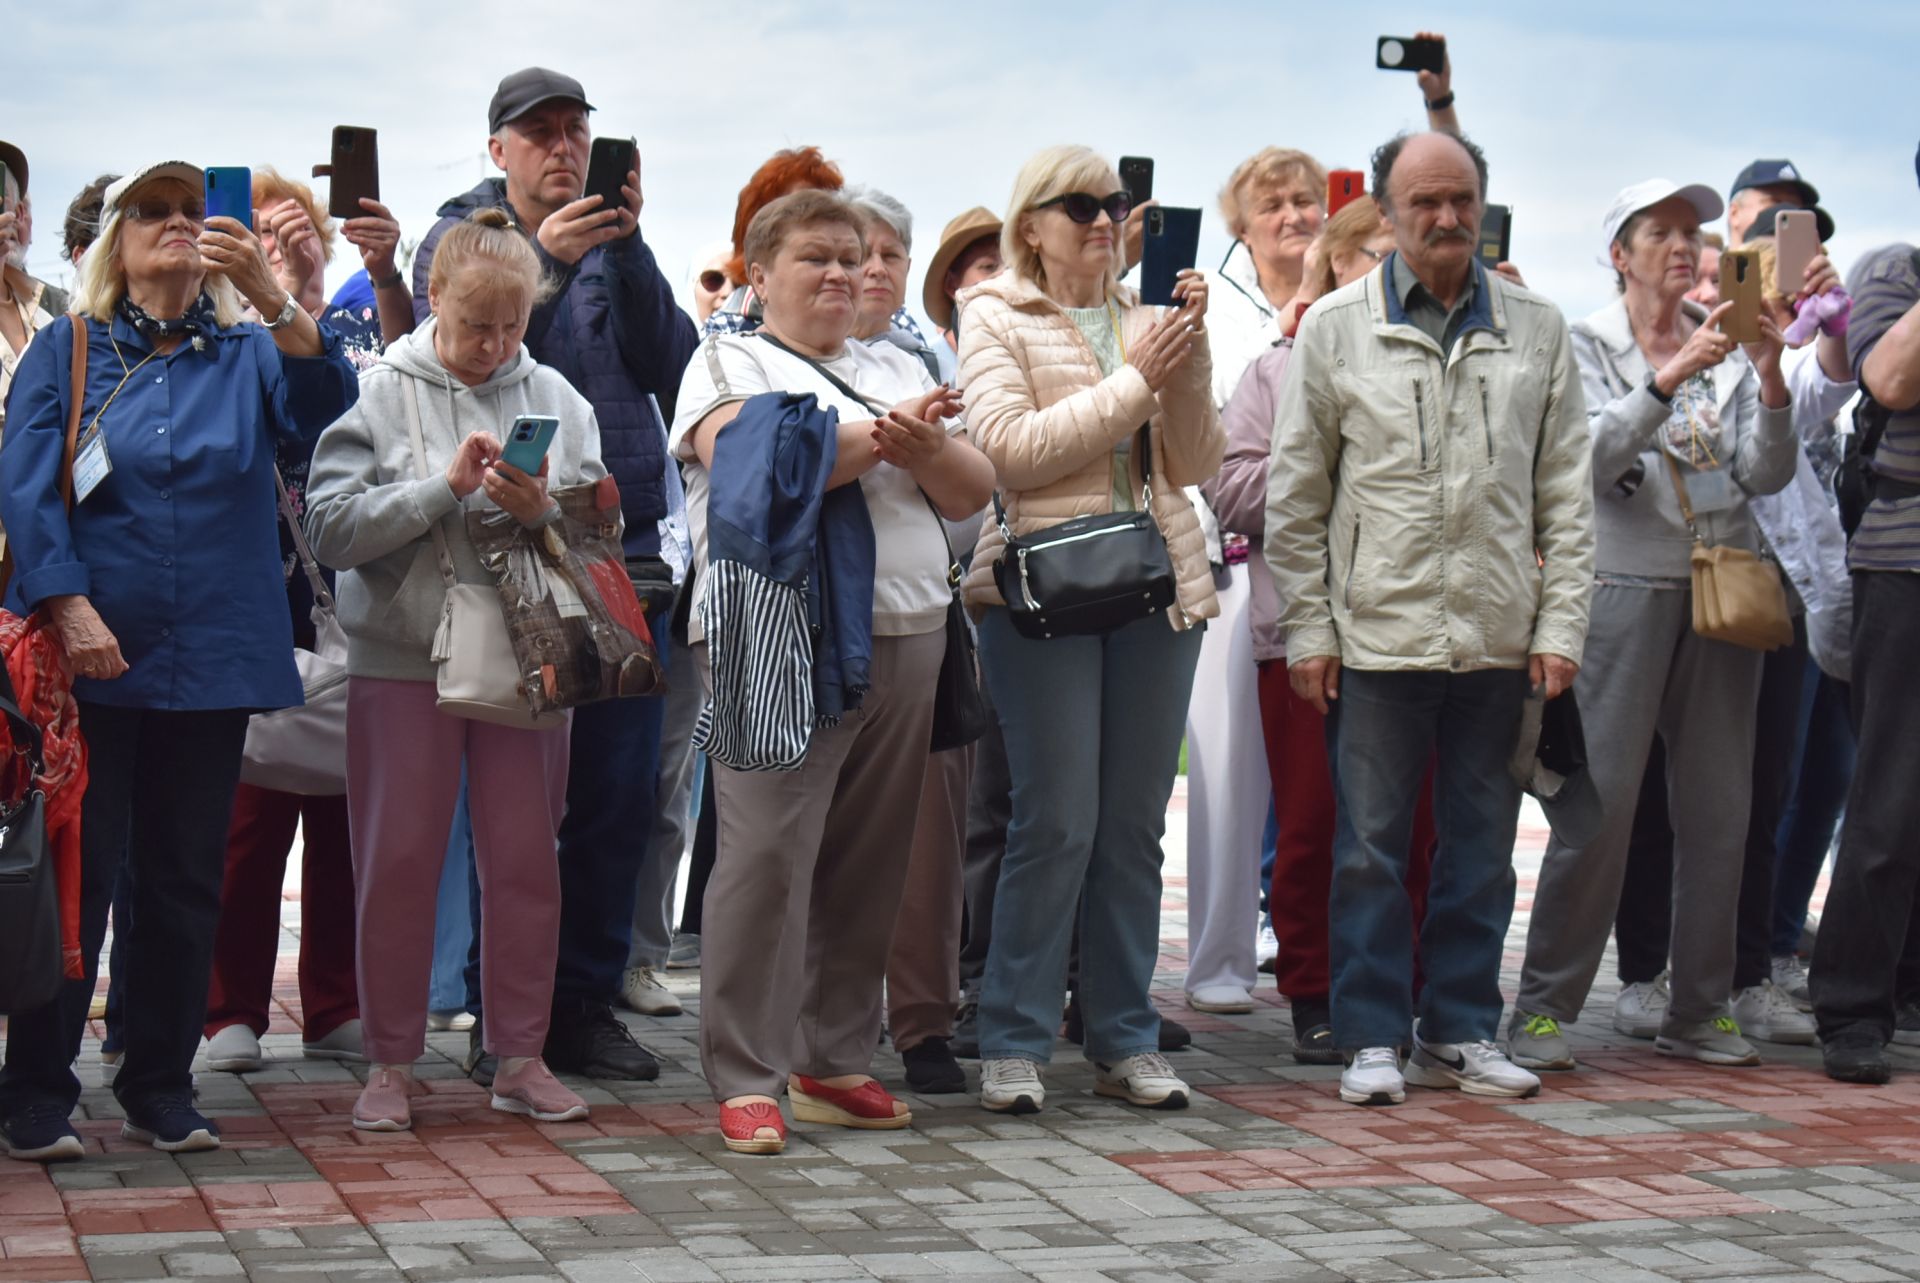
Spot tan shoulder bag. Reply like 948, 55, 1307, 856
1663, 453, 1793, 652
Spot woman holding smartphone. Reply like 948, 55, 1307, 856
961, 145, 1222, 1116
306, 208, 608, 1133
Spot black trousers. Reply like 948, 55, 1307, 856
1614, 620, 1809, 990
0, 704, 248, 1114
957, 677, 1012, 993
1814, 571, 1920, 1043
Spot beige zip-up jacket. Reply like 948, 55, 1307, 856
1265, 258, 1595, 671
956, 272, 1225, 629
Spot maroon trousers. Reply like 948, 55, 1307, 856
203, 784, 358, 1041
1258, 660, 1435, 1002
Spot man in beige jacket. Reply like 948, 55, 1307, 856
1265, 131, 1594, 1107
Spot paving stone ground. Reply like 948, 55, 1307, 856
5, 792, 1918, 1282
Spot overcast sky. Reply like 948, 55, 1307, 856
7, 1, 1917, 330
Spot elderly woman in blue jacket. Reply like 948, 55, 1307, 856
0, 161, 358, 1164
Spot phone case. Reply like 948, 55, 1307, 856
584, 138, 635, 213
0, 161, 12, 213
499, 416, 560, 475
1719, 248, 1764, 343
1327, 170, 1365, 217
1139, 206, 1202, 308
1773, 210, 1819, 295
313, 126, 380, 221
1478, 204, 1511, 272
1377, 35, 1445, 74
1118, 156, 1154, 205
203, 167, 253, 232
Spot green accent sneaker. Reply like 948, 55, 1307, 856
1506, 1010, 1575, 1071
1655, 1015, 1760, 1066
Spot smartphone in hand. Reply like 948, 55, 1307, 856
1139, 206, 1202, 308
584, 137, 636, 213
498, 415, 560, 476
0, 160, 12, 215
1327, 170, 1365, 217
1773, 209, 1820, 295
1478, 204, 1512, 273
314, 126, 380, 221
1719, 247, 1764, 343
1376, 35, 1445, 74
1118, 156, 1155, 205
203, 167, 254, 232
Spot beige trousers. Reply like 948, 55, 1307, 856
886, 745, 972, 1052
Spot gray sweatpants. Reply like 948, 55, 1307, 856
1517, 583, 1763, 1030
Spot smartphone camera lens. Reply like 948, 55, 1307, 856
1380, 39, 1405, 67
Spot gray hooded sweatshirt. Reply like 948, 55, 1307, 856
305, 319, 608, 680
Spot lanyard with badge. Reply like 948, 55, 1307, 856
71, 334, 162, 505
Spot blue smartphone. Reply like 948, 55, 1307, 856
203, 166, 253, 232
1139, 205, 1202, 308
498, 415, 559, 476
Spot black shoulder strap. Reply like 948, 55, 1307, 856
1855, 393, 1892, 461
755, 331, 890, 417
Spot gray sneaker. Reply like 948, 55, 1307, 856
1612, 973, 1669, 1040
1656, 1016, 1761, 1066
1506, 1011, 1575, 1071
1770, 954, 1811, 1011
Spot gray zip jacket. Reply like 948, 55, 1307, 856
304, 321, 608, 680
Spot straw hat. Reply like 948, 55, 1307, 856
921, 206, 1002, 331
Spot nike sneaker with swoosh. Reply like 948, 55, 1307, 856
1405, 1034, 1542, 1098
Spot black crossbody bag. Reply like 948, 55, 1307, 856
990, 421, 1178, 640
754, 333, 988, 751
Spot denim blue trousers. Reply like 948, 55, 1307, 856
974, 608, 1202, 1064
1327, 666, 1526, 1050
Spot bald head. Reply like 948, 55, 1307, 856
1370, 130, 1488, 295
1372, 130, 1486, 215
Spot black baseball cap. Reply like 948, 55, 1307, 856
1508, 686, 1603, 849
488, 68, 595, 134
1729, 159, 1819, 208
0, 140, 25, 195
1742, 203, 1836, 246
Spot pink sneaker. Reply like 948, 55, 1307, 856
353, 1067, 414, 1132
490, 1058, 589, 1122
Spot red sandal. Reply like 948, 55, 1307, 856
789, 1076, 913, 1130
719, 1099, 786, 1154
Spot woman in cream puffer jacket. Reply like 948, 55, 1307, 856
955, 144, 1224, 1118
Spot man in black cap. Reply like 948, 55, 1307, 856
1728, 159, 1822, 245
413, 68, 698, 1087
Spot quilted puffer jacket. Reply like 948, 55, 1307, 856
954, 272, 1225, 630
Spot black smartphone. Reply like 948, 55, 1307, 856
1478, 204, 1511, 272
584, 137, 636, 213
313, 126, 380, 221
1376, 35, 1445, 74
0, 161, 12, 214
1139, 206, 1202, 308
203, 167, 253, 232
1118, 156, 1154, 206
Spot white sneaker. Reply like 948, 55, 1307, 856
1613, 972, 1670, 1039
1187, 984, 1255, 1014
205, 1024, 264, 1073
426, 1009, 475, 1033
1093, 1052, 1190, 1110
1732, 981, 1815, 1045
1405, 1035, 1542, 1098
1339, 1046, 1405, 1106
1255, 921, 1279, 974
1770, 955, 1812, 1012
303, 1019, 367, 1063
619, 965, 683, 1016
979, 1057, 1044, 1114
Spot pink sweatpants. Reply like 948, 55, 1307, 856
346, 677, 570, 1066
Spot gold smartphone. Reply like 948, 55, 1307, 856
1719, 247, 1764, 343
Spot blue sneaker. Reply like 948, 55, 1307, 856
121, 1094, 220, 1153
3, 1101, 84, 1162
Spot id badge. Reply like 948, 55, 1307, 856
72, 425, 113, 505
1686, 466, 1739, 514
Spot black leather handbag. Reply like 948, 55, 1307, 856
0, 661, 58, 1015
993, 424, 1178, 640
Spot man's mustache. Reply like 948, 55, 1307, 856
1424, 226, 1476, 247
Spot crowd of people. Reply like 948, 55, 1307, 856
1, 38, 1917, 1164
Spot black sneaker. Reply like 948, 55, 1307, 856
1063, 994, 1191, 1052
1290, 998, 1341, 1065
121, 1094, 220, 1153
950, 1002, 980, 1059
902, 1036, 967, 1094
465, 1017, 499, 1087
545, 1000, 660, 1081
3, 1101, 83, 1163
1823, 1034, 1892, 1085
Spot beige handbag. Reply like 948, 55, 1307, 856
402, 381, 564, 729
1663, 454, 1793, 652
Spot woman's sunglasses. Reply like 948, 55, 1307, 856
125, 198, 206, 225
1035, 191, 1133, 226
698, 269, 727, 293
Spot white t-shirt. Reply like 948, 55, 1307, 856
670, 333, 961, 641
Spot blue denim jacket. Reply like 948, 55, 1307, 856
0, 312, 360, 710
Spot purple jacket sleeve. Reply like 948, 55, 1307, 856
1201, 341, 1291, 539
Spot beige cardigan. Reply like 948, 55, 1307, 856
955, 272, 1224, 629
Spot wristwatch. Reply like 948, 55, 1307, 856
261, 294, 301, 331
1425, 91, 1455, 111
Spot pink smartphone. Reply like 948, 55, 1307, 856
1774, 210, 1819, 295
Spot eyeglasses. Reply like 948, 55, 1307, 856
1035, 191, 1132, 226
1357, 247, 1386, 262
698, 269, 727, 293
124, 199, 205, 225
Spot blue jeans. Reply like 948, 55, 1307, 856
1327, 667, 1526, 1050
974, 608, 1202, 1064
1771, 664, 1854, 957
431, 769, 476, 1013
